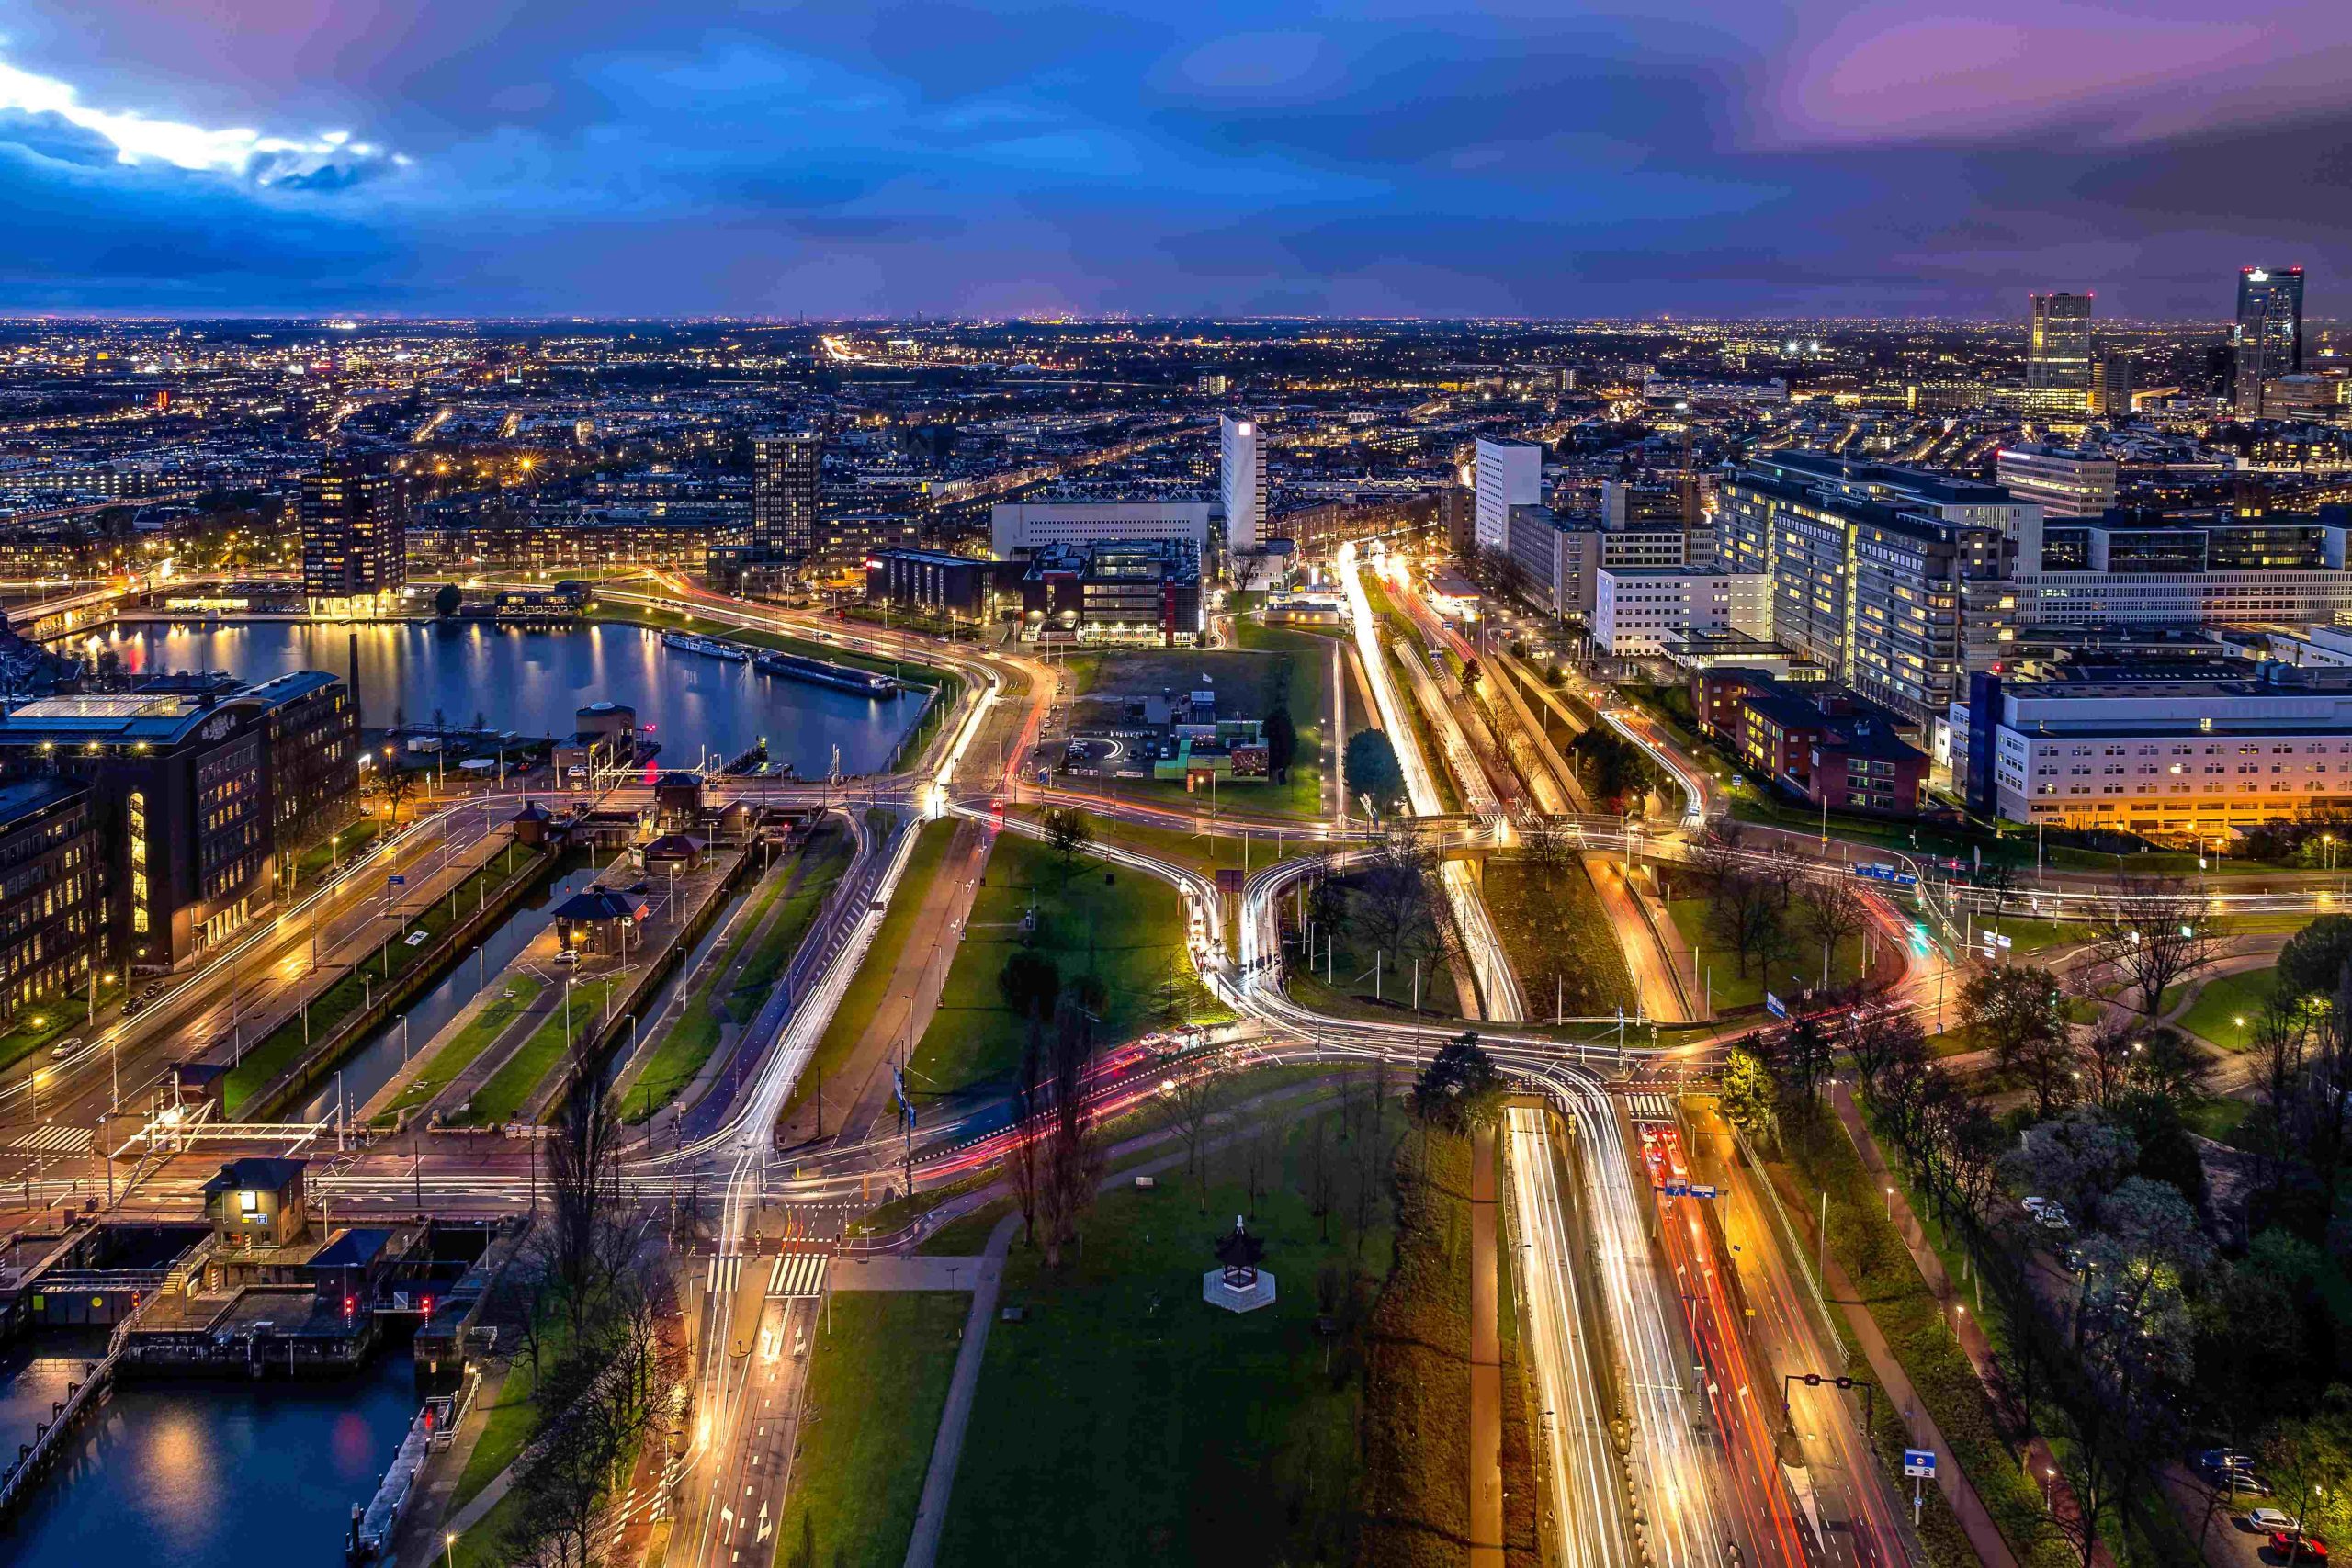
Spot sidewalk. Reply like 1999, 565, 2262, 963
1470, 1122, 1504, 1568
1829, 1082, 2109, 1568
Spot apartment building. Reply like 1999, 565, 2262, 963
1593, 569, 1770, 657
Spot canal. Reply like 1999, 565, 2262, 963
0, 1328, 421, 1566
99, 618, 915, 776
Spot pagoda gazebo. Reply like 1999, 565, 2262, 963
1203, 1215, 1277, 1313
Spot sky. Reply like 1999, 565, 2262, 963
0, 1, 2346, 319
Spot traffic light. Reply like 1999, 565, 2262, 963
344, 1294, 356, 1318
422, 1295, 435, 1318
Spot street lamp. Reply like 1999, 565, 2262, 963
446, 1533, 458, 1568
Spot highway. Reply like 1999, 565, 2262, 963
1337, 540, 1528, 1021
1508, 1103, 1636, 1568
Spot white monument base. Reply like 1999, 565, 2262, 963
1203, 1268, 1277, 1313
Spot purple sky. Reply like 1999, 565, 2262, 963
1, 0, 2346, 317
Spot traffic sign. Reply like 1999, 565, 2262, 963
1765, 992, 1788, 1020
1904, 1450, 1937, 1479
1690, 1184, 1718, 1200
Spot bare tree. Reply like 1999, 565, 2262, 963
1001, 1014, 1046, 1247
2087, 875, 2219, 1017
546, 1071, 627, 1342
1035, 999, 1105, 1265
1356, 826, 1436, 964
1236, 1094, 1280, 1218
1702, 871, 1782, 979
1159, 1050, 1231, 1214
1799, 877, 1868, 979
1304, 1111, 1337, 1241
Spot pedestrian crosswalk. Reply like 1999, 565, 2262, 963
9, 1125, 92, 1156
768, 1254, 829, 1299
706, 1253, 741, 1295
1624, 1092, 1679, 1125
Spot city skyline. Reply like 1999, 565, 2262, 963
1, 1, 2348, 318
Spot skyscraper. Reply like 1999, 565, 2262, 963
300, 449, 406, 607
1219, 412, 1265, 554
752, 433, 821, 559
2234, 265, 2307, 416
2026, 292, 2094, 390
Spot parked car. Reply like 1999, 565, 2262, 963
2252, 1510, 2300, 1534
2199, 1450, 2257, 1475
47, 1036, 80, 1060
2268, 1530, 2328, 1562
2039, 1207, 2072, 1232
2022, 1195, 2050, 1213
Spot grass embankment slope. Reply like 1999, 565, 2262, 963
776, 1292, 967, 1568
1484, 856, 1634, 1018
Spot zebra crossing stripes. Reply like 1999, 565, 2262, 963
706, 1253, 742, 1295
767, 1254, 829, 1300
1624, 1092, 1678, 1125
9, 1125, 92, 1156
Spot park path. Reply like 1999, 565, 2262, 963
1827, 1082, 2110, 1568
1470, 1122, 1504, 1568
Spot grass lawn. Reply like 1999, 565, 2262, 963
911, 832, 1201, 1093
1483, 855, 1634, 1018
2176, 966, 2278, 1051
380, 976, 546, 1123
1963, 917, 2083, 955
785, 817, 956, 1123
619, 826, 855, 1122
223, 845, 557, 1114
936, 1106, 1395, 1568
1062, 637, 1332, 821
1283, 873, 1464, 1021
0, 981, 118, 1077
457, 976, 617, 1125
728, 826, 854, 1021
1669, 899, 1869, 1015
776, 1292, 967, 1568
286, 817, 381, 894
917, 1199, 1015, 1257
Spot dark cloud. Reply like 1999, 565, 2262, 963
2, 2, 2349, 314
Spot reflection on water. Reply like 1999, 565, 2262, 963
102, 619, 911, 776
0, 1337, 418, 1568
296, 859, 604, 1122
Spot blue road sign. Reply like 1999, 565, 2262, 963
1903, 1450, 1937, 1479
1765, 992, 1788, 1019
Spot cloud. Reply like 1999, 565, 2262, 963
2, 2, 2350, 316
0, 53, 400, 187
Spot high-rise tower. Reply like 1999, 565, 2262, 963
2026, 292, 2094, 390
2234, 266, 2307, 417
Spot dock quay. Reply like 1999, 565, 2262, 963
660, 625, 901, 697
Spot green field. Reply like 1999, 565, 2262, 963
2176, 966, 2278, 1050
910, 831, 1199, 1092
456, 976, 617, 1124
935, 1107, 1393, 1568
775, 1292, 967, 1568
380, 976, 546, 1123
786, 817, 956, 1122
